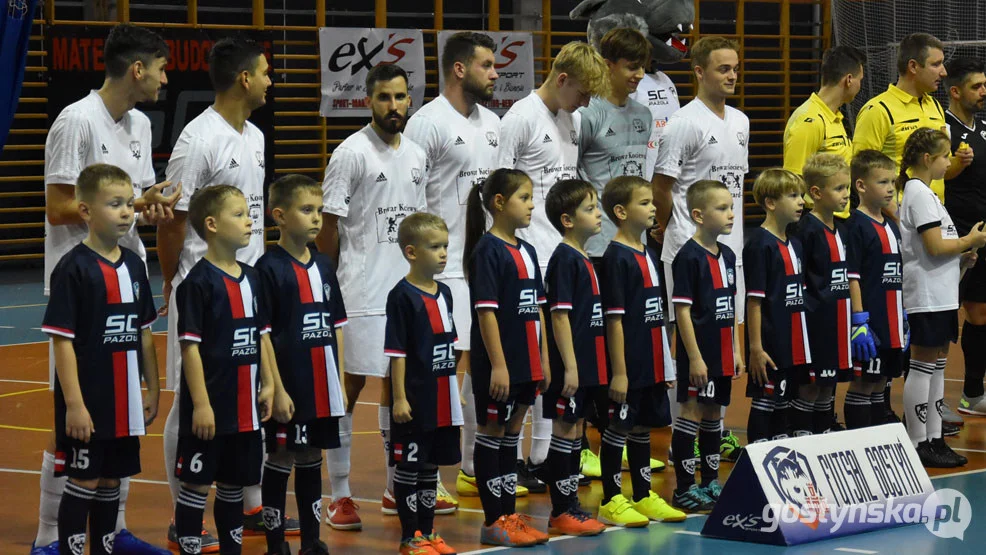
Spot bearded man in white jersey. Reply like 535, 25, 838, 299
653, 36, 749, 464
37, 23, 180, 555
156, 37, 274, 550
402, 32, 506, 499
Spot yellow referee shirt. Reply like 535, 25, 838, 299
783, 92, 853, 218
853, 84, 948, 201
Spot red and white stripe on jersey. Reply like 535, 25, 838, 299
582, 258, 609, 386
872, 221, 905, 349
292, 262, 345, 418
707, 253, 736, 377
777, 240, 811, 366
423, 291, 464, 427
825, 229, 852, 370
505, 243, 544, 382
224, 276, 261, 432
632, 251, 673, 382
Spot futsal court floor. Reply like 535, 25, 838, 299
1, 263, 984, 554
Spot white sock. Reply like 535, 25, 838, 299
115, 477, 129, 532
244, 484, 263, 512
163, 391, 181, 507
927, 358, 947, 440
517, 408, 529, 460
721, 404, 727, 421
326, 413, 353, 500
460, 373, 477, 475
904, 359, 934, 446
35, 450, 65, 547
668, 361, 680, 430
379, 405, 394, 494
530, 395, 551, 466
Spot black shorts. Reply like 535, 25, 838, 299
390, 426, 461, 467
960, 249, 986, 303
793, 365, 852, 387
55, 435, 140, 480
909, 310, 959, 347
473, 378, 538, 426
264, 417, 340, 453
676, 376, 732, 406
853, 349, 904, 382
176, 430, 263, 487
746, 366, 794, 400
589, 385, 671, 432
541, 381, 590, 423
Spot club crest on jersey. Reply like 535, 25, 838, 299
255, 151, 265, 168
67, 533, 86, 555
570, 130, 578, 145
486, 131, 498, 148
411, 167, 422, 185
622, 160, 643, 177
129, 140, 141, 160
632, 118, 646, 133
178, 536, 203, 554
133, 281, 140, 300
737, 132, 748, 146
324, 283, 332, 302
726, 268, 735, 286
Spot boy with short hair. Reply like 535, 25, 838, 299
744, 169, 812, 444
256, 175, 347, 555
385, 212, 461, 555
596, 176, 685, 527
172, 185, 275, 555
670, 180, 743, 513
42, 163, 161, 555
540, 179, 608, 536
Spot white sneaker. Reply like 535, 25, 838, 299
957, 395, 986, 416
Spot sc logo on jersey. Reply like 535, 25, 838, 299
644, 297, 664, 323
302, 312, 334, 341
882, 261, 902, 286
518, 288, 540, 315
591, 302, 604, 327
715, 296, 734, 321
431, 343, 456, 372
104, 314, 139, 344
831, 267, 850, 292
232, 327, 258, 356
785, 282, 805, 307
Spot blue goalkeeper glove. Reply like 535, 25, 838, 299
902, 309, 910, 351
851, 311, 878, 362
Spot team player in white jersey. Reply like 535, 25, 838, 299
403, 32, 502, 499
37, 24, 179, 555
497, 41, 609, 491
156, 37, 272, 549
316, 64, 433, 529
630, 69, 680, 180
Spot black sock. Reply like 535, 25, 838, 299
581, 426, 591, 452
394, 465, 418, 540
567, 438, 582, 508
294, 458, 323, 549
672, 418, 699, 494
813, 397, 834, 433
417, 466, 438, 536
262, 461, 291, 552
747, 398, 775, 444
626, 432, 651, 502
844, 391, 872, 429
871, 390, 887, 424
474, 433, 502, 526
175, 486, 208, 555
547, 435, 573, 517
790, 398, 814, 437
214, 485, 244, 554
58, 482, 94, 555
772, 400, 790, 440
699, 420, 722, 487
963, 322, 986, 399
600, 428, 626, 504
499, 433, 520, 516
90, 485, 120, 555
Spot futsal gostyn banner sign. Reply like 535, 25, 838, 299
702, 423, 936, 545
437, 31, 535, 114
318, 28, 425, 117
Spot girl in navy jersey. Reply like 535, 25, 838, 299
897, 128, 986, 467
463, 169, 552, 547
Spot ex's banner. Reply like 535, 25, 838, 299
437, 31, 534, 114
319, 28, 424, 117
46, 26, 276, 183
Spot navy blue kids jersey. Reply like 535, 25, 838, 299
671, 239, 738, 378
385, 279, 463, 432
743, 228, 812, 369
256, 246, 348, 424
844, 211, 905, 349
469, 233, 546, 384
43, 244, 157, 439
544, 243, 608, 387
797, 215, 854, 370
177, 259, 271, 436
601, 241, 674, 388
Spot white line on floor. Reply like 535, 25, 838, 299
0, 378, 47, 385
835, 548, 878, 554
674, 530, 702, 536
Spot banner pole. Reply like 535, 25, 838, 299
434, 0, 443, 30
253, 0, 264, 28
188, 0, 198, 26
376, 0, 387, 28
489, 0, 500, 31
317, 0, 327, 171
118, 0, 129, 22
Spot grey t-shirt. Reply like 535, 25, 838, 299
577, 96, 652, 256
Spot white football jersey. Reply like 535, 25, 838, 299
629, 72, 680, 179
498, 91, 580, 269
654, 98, 750, 265
404, 94, 500, 278
900, 178, 960, 313
167, 107, 267, 283
322, 125, 428, 316
44, 91, 156, 295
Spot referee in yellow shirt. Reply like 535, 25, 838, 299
783, 45, 867, 219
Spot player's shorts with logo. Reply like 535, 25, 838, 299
676, 375, 732, 406
472, 378, 538, 426
175, 430, 263, 486
264, 417, 340, 452
541, 382, 589, 423
589, 385, 671, 431
746, 366, 795, 400
853, 349, 904, 382
54, 435, 141, 480
389, 426, 461, 467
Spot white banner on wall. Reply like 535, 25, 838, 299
437, 31, 535, 114
318, 28, 426, 117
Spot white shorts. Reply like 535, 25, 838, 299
664, 261, 745, 325
165, 278, 183, 391
344, 314, 389, 377
439, 277, 471, 351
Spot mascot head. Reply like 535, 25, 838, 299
570, 0, 695, 64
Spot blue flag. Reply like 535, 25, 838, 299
0, 0, 39, 152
